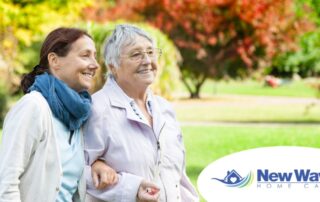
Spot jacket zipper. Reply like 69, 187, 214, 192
153, 123, 168, 202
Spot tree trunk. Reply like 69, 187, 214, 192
181, 74, 207, 99
190, 91, 200, 99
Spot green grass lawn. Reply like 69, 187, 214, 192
183, 125, 320, 201
174, 98, 320, 123
176, 79, 318, 98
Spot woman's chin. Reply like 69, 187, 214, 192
142, 77, 155, 86
76, 83, 92, 92
137, 73, 156, 82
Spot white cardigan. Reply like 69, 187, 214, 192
0, 91, 85, 202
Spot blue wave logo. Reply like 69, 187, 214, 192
212, 169, 254, 188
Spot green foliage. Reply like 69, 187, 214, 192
271, 30, 320, 77
269, 1, 320, 78
1, 0, 91, 45
0, 0, 91, 92
0, 83, 8, 128
82, 21, 181, 98
295, 0, 320, 25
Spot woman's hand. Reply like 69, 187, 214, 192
137, 180, 160, 202
91, 159, 118, 189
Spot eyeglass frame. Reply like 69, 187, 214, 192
120, 48, 162, 62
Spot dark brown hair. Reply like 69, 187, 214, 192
21, 27, 91, 94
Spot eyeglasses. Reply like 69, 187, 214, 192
123, 48, 162, 62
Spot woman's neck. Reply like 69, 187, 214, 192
116, 80, 148, 102
116, 79, 153, 126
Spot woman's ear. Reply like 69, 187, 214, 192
109, 64, 117, 78
47, 52, 60, 72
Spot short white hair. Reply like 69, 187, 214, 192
103, 24, 154, 72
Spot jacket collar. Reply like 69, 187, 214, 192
103, 75, 166, 137
103, 76, 142, 123
104, 75, 134, 109
149, 95, 166, 138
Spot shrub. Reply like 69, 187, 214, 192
0, 83, 8, 128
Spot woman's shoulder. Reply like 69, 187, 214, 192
10, 91, 49, 115
153, 95, 175, 113
91, 89, 110, 109
153, 95, 172, 106
18, 91, 47, 106
2, 91, 52, 144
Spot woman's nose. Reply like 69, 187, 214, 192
141, 53, 152, 64
90, 57, 100, 69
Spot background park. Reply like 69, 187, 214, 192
1, 0, 320, 201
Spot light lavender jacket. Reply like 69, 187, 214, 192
84, 78, 199, 202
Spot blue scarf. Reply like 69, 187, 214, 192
28, 73, 92, 131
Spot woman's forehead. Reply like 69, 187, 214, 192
71, 35, 96, 52
121, 35, 153, 51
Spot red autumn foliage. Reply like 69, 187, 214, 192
83, 0, 313, 98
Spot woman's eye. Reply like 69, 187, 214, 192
131, 53, 142, 58
80, 52, 91, 57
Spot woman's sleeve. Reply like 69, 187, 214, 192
165, 99, 200, 201
83, 105, 143, 201
0, 96, 43, 201
180, 166, 200, 202
178, 131, 200, 202
85, 167, 143, 202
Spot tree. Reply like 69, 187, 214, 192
269, 0, 319, 77
84, 0, 309, 98
0, 0, 90, 93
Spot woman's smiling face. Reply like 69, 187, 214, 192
111, 35, 158, 91
52, 35, 99, 92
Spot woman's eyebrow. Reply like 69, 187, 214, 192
128, 46, 153, 52
128, 47, 143, 52
79, 49, 96, 54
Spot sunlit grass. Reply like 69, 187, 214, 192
174, 97, 320, 123
176, 79, 318, 98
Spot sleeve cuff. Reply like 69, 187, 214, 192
118, 172, 143, 201
85, 165, 144, 202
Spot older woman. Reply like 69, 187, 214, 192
84, 24, 198, 202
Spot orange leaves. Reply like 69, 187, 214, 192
237, 37, 255, 67
84, 0, 309, 71
208, 36, 218, 45
205, 0, 234, 6
175, 39, 202, 49
195, 33, 206, 43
